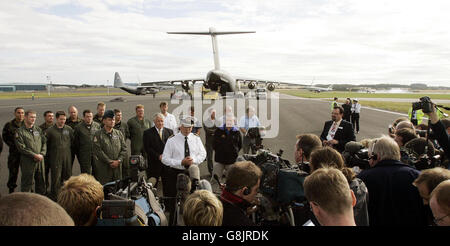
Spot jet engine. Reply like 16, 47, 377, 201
182, 81, 190, 92
267, 83, 276, 91
247, 81, 256, 90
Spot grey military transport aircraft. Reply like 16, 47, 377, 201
114, 27, 297, 97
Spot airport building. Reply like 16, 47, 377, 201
0, 84, 47, 92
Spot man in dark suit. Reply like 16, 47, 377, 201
143, 113, 174, 187
320, 106, 356, 153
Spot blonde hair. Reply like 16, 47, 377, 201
97, 102, 106, 108
136, 104, 144, 111
57, 174, 104, 226
0, 192, 74, 226
183, 190, 223, 226
430, 180, 450, 214
413, 167, 450, 196
304, 167, 353, 215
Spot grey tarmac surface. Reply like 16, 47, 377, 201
0, 92, 401, 196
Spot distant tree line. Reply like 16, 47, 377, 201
314, 83, 449, 91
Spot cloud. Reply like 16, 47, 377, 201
0, 0, 449, 86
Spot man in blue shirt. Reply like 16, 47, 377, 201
238, 106, 261, 154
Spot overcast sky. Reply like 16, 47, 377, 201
1, 0, 450, 86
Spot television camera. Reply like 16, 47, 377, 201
97, 155, 168, 226
240, 148, 311, 226
246, 126, 266, 154
342, 141, 371, 171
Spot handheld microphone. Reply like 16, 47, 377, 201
198, 180, 213, 192
188, 165, 201, 192
213, 174, 221, 186
176, 173, 191, 194
148, 177, 157, 188
188, 165, 201, 182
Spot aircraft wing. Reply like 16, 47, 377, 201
234, 76, 301, 85
140, 79, 205, 87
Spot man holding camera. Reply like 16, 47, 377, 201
423, 99, 450, 161
92, 110, 127, 185
220, 161, 262, 226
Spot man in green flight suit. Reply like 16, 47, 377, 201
93, 110, 127, 185
46, 111, 74, 200
93, 102, 106, 125
14, 110, 46, 194
39, 110, 54, 191
2, 107, 25, 193
113, 108, 130, 178
127, 104, 151, 156
73, 109, 101, 175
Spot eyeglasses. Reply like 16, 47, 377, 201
433, 213, 450, 225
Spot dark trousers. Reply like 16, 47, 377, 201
44, 155, 50, 192
205, 135, 214, 175
351, 113, 360, 132
344, 114, 351, 122
161, 165, 184, 226
7, 153, 20, 191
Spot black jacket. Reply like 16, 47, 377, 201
220, 189, 255, 226
143, 127, 173, 178
213, 126, 242, 165
357, 159, 427, 226
320, 120, 355, 153
430, 120, 450, 160
342, 103, 352, 120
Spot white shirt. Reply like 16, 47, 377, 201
238, 115, 261, 130
163, 112, 178, 134
326, 119, 342, 141
351, 103, 361, 114
162, 132, 206, 170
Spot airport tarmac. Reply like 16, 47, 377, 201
0, 92, 400, 196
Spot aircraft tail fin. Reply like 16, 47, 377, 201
167, 27, 255, 70
114, 72, 124, 88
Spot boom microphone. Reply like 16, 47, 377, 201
198, 180, 213, 192
188, 165, 201, 192
188, 164, 201, 182
345, 141, 364, 155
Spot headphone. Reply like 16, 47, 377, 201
370, 139, 378, 161
243, 187, 250, 196
370, 153, 378, 161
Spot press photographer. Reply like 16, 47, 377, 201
219, 161, 262, 226
403, 138, 443, 170
420, 96, 450, 162
294, 134, 322, 174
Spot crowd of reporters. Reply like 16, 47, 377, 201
0, 97, 449, 227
